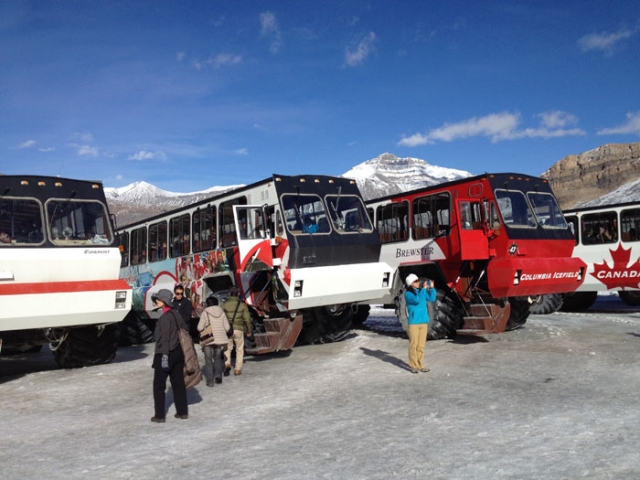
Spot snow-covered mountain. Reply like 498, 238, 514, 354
105, 182, 242, 226
343, 152, 472, 200
106, 153, 472, 225
578, 177, 640, 208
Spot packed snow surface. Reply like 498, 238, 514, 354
2, 300, 640, 479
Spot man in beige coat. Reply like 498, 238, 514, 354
197, 296, 232, 387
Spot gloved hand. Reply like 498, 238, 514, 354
161, 354, 170, 372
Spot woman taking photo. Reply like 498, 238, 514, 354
404, 274, 437, 374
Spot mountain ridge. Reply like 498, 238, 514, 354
106, 144, 640, 226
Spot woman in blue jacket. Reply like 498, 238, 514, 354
404, 273, 437, 374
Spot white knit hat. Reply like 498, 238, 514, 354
405, 273, 419, 286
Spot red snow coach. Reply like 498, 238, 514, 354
361, 173, 586, 338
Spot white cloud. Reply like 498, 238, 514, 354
578, 27, 635, 55
597, 111, 640, 136
116, 174, 123, 181
38, 147, 55, 152
213, 53, 242, 67
128, 150, 167, 161
18, 140, 36, 149
537, 110, 578, 129
398, 111, 586, 147
345, 32, 376, 67
76, 145, 98, 157
176, 52, 185, 62
190, 52, 242, 70
234, 148, 248, 155
70, 132, 94, 143
260, 11, 283, 54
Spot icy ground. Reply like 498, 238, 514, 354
2, 298, 640, 479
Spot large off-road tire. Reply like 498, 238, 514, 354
529, 294, 564, 315
618, 290, 640, 306
351, 305, 371, 327
396, 289, 464, 340
116, 310, 155, 347
560, 291, 598, 312
53, 324, 118, 369
505, 298, 530, 331
296, 305, 353, 345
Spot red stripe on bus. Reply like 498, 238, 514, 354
0, 279, 131, 296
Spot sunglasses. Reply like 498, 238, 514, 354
174, 292, 184, 296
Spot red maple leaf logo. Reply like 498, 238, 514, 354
592, 243, 640, 290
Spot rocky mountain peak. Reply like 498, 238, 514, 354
541, 142, 640, 208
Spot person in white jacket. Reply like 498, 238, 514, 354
197, 296, 232, 387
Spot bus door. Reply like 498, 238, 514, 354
233, 205, 273, 272
457, 200, 489, 260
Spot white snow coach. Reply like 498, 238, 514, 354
0, 175, 131, 367
115, 174, 392, 352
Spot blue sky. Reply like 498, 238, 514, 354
1, 1, 639, 192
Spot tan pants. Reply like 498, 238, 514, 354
408, 323, 429, 370
224, 329, 245, 371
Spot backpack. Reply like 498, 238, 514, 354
171, 310, 202, 389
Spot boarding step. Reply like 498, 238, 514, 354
458, 303, 511, 335
246, 315, 303, 355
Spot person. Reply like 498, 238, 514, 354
597, 225, 612, 243
173, 285, 194, 332
302, 215, 318, 234
222, 287, 253, 376
150, 289, 188, 423
197, 296, 232, 387
404, 273, 437, 374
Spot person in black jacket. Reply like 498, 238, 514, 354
151, 289, 188, 423
173, 284, 194, 332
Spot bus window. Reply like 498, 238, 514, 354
170, 214, 190, 257
581, 211, 617, 245
325, 194, 372, 233
281, 194, 329, 235
193, 206, 216, 253
483, 200, 501, 231
131, 227, 147, 265
413, 192, 450, 239
220, 197, 247, 247
116, 232, 129, 267
495, 190, 536, 228
148, 221, 168, 262
46, 199, 112, 245
565, 215, 579, 246
376, 201, 409, 243
0, 198, 44, 246
527, 192, 567, 229
620, 208, 640, 242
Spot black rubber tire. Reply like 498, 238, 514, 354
618, 290, 640, 306
351, 305, 371, 327
396, 289, 464, 340
505, 298, 530, 331
116, 310, 155, 347
296, 306, 353, 345
529, 294, 564, 315
53, 324, 118, 369
560, 291, 598, 312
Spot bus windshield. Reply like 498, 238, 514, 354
46, 199, 112, 245
325, 194, 373, 233
495, 189, 536, 228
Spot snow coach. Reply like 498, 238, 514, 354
361, 173, 587, 338
0, 175, 131, 367
115, 174, 392, 352
531, 201, 640, 312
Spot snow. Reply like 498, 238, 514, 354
2, 301, 640, 479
